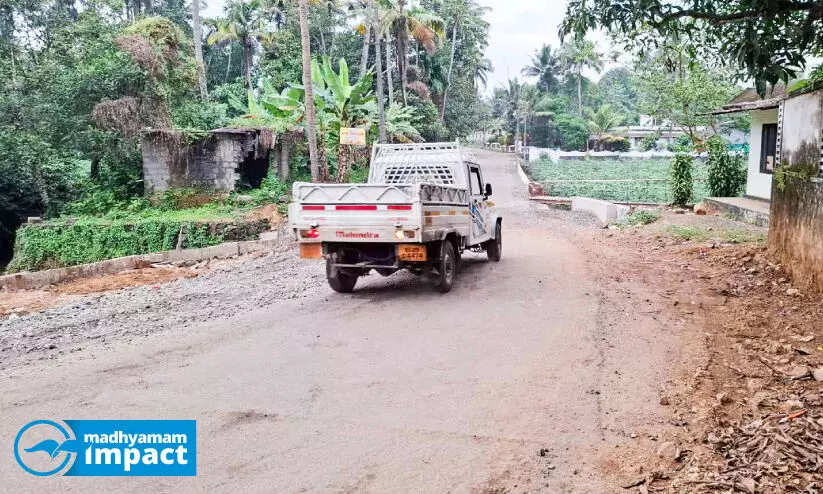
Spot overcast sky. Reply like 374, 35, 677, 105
202, 0, 612, 93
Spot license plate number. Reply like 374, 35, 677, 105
300, 243, 323, 259
397, 244, 427, 262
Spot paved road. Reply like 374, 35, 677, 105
1, 150, 654, 493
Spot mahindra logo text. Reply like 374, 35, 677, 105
335, 231, 379, 239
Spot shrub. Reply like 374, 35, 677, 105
706, 136, 746, 197
625, 209, 660, 225
596, 135, 630, 152
670, 153, 694, 206
640, 131, 661, 151
670, 134, 694, 153
553, 114, 589, 151
6, 216, 269, 272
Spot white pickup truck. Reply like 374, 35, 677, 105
288, 142, 502, 293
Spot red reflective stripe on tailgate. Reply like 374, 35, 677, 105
302, 205, 325, 210
386, 205, 413, 210
335, 205, 378, 211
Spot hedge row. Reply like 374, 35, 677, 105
6, 218, 269, 273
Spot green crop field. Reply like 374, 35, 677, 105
527, 158, 711, 204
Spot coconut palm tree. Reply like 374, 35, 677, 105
560, 39, 603, 117
193, 0, 208, 99
585, 104, 624, 141
207, 0, 267, 89
519, 84, 541, 147
297, 0, 321, 180
474, 57, 493, 89
498, 78, 522, 148
521, 43, 560, 92
381, 0, 445, 105
440, 0, 489, 119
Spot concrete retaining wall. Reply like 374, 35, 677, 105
0, 226, 295, 292
571, 197, 629, 224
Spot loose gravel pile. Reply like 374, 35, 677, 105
0, 247, 325, 370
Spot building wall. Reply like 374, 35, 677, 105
142, 131, 260, 194
769, 90, 823, 292
770, 177, 823, 292
780, 91, 823, 169
746, 109, 778, 200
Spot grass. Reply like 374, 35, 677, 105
623, 209, 661, 226
529, 158, 711, 204
662, 225, 766, 244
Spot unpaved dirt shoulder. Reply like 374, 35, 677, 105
581, 211, 823, 493
566, 215, 713, 489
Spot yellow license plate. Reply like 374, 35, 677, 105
300, 243, 323, 259
397, 244, 427, 262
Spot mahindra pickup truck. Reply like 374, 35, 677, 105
288, 142, 502, 293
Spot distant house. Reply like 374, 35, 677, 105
708, 84, 787, 200
610, 115, 695, 151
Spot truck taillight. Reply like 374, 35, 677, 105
387, 205, 412, 211
300, 229, 320, 239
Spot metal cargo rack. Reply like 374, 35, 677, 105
369, 142, 476, 187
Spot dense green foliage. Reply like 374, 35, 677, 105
670, 154, 695, 206
530, 158, 709, 203
706, 136, 747, 197
0, 0, 492, 268
8, 220, 226, 273
562, 1, 823, 94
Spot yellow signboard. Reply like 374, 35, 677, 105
340, 127, 366, 145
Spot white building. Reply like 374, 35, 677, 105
709, 84, 787, 200
610, 115, 694, 151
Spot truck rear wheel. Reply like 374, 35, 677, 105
434, 240, 456, 293
487, 221, 502, 262
326, 257, 358, 293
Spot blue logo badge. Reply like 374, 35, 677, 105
14, 420, 196, 476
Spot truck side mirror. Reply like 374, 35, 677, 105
484, 183, 493, 197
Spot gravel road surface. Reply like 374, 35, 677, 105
0, 150, 682, 493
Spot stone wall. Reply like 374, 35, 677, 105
769, 177, 823, 292
142, 129, 272, 194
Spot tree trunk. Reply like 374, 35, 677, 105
385, 35, 393, 107
577, 71, 583, 117
192, 0, 208, 99
225, 45, 232, 83
513, 115, 520, 152
374, 23, 387, 143
399, 38, 408, 105
440, 19, 458, 122
242, 40, 252, 89
359, 22, 371, 78
318, 132, 329, 181
337, 145, 352, 182
298, 0, 321, 181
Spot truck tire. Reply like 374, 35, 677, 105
326, 257, 358, 293
434, 240, 456, 293
487, 221, 502, 262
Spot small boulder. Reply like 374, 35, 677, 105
789, 365, 812, 380
812, 367, 823, 382
693, 202, 711, 215
235, 194, 254, 203
528, 182, 546, 197
787, 288, 801, 296
656, 441, 681, 460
